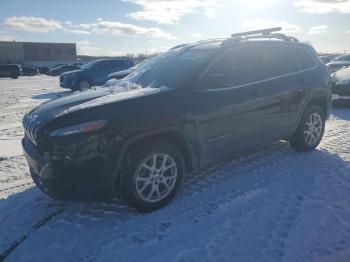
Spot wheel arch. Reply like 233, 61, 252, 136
117, 128, 198, 173
298, 93, 330, 124
113, 128, 198, 194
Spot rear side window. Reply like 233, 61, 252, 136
260, 46, 296, 79
293, 48, 316, 70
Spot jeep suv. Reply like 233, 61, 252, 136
22, 28, 331, 212
59, 59, 135, 91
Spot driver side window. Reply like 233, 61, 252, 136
198, 53, 230, 90
198, 47, 258, 90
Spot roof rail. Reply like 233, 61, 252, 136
245, 33, 299, 42
231, 27, 281, 38
169, 44, 189, 50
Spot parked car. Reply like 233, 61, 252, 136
37, 66, 50, 74
21, 65, 40, 76
107, 68, 135, 81
71, 62, 84, 67
59, 59, 135, 91
331, 67, 350, 95
319, 55, 334, 64
22, 28, 331, 212
104, 59, 151, 87
326, 55, 350, 73
0, 64, 22, 79
47, 64, 81, 76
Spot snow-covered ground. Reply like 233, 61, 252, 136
1, 76, 350, 261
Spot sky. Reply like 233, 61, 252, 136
0, 0, 349, 56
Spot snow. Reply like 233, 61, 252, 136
1, 75, 350, 261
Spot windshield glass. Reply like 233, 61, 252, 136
113, 46, 218, 89
81, 60, 99, 70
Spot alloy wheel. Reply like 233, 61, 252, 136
135, 153, 177, 203
304, 113, 323, 146
79, 80, 90, 91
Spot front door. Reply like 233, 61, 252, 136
191, 46, 266, 165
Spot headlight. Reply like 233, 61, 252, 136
49, 120, 107, 137
336, 79, 350, 85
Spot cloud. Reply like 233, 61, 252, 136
123, 0, 217, 24
89, 18, 175, 38
308, 25, 328, 34
77, 40, 128, 56
2, 16, 174, 39
63, 29, 91, 35
76, 40, 99, 55
190, 33, 203, 38
294, 0, 350, 13
0, 34, 15, 41
4, 16, 62, 33
242, 18, 302, 33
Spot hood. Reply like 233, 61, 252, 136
60, 69, 84, 76
327, 61, 350, 66
31, 83, 168, 123
332, 67, 350, 82
108, 68, 133, 79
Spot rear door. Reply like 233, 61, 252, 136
192, 46, 266, 165
92, 61, 112, 85
258, 45, 311, 142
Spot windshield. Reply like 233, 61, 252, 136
115, 46, 218, 89
81, 60, 99, 70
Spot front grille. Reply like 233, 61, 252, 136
23, 113, 41, 145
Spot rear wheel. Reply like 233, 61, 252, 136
120, 141, 184, 212
11, 74, 18, 79
289, 105, 325, 152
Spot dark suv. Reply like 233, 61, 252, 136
59, 59, 135, 91
22, 28, 331, 212
0, 64, 22, 79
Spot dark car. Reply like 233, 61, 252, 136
0, 64, 22, 79
22, 28, 331, 212
331, 67, 350, 95
59, 59, 135, 91
21, 65, 40, 76
47, 64, 81, 76
326, 54, 350, 73
37, 66, 50, 74
319, 55, 334, 64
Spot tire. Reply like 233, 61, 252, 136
76, 79, 91, 91
120, 141, 184, 212
11, 75, 18, 79
289, 105, 325, 152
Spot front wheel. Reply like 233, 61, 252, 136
289, 105, 325, 152
77, 79, 91, 91
120, 141, 184, 212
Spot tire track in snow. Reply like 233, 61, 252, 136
0, 209, 64, 261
